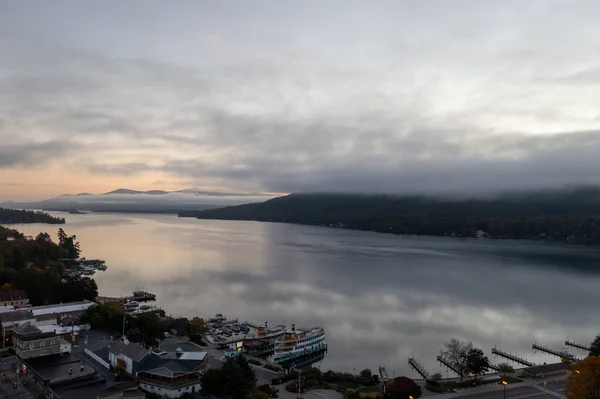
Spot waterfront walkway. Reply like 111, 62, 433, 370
422, 379, 567, 399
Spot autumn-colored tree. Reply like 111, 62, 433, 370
497, 362, 514, 375
0, 283, 11, 291
565, 356, 600, 399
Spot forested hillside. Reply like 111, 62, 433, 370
180, 187, 600, 243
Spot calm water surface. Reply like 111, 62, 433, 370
10, 212, 600, 377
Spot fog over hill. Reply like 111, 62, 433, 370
0, 189, 276, 213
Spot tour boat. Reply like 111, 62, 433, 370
269, 324, 327, 372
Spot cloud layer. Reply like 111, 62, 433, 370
2, 1, 600, 199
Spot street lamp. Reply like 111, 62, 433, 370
502, 380, 508, 399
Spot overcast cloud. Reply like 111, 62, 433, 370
2, 0, 600, 200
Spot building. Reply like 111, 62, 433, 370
109, 342, 152, 375
31, 300, 95, 326
0, 290, 29, 308
108, 342, 209, 398
12, 324, 72, 359
0, 309, 36, 344
137, 349, 208, 398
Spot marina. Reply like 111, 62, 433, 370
203, 315, 328, 373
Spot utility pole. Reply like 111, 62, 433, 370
122, 314, 126, 337
298, 369, 301, 398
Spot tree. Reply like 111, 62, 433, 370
57, 276, 98, 302
565, 356, 600, 399
57, 229, 81, 259
465, 348, 490, 380
440, 338, 473, 379
80, 303, 125, 332
251, 390, 270, 399
360, 369, 373, 378
497, 362, 514, 375
201, 356, 257, 399
590, 334, 600, 357
385, 377, 422, 399
236, 355, 258, 396
430, 373, 442, 381
188, 317, 206, 335
132, 313, 164, 346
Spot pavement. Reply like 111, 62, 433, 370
449, 381, 566, 399
278, 388, 343, 399
0, 356, 44, 399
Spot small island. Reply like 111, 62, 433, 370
0, 207, 65, 224
68, 210, 87, 215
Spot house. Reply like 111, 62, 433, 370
0, 290, 29, 308
12, 324, 72, 359
108, 342, 152, 375
136, 349, 208, 398
160, 318, 189, 336
108, 342, 209, 398
0, 310, 36, 344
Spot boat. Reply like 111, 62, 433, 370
268, 324, 327, 373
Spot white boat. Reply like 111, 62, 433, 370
269, 324, 327, 365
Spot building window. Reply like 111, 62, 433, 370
40, 341, 45, 347
50, 339, 55, 345
29, 343, 34, 349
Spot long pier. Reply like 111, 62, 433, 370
565, 340, 590, 352
408, 357, 429, 379
437, 356, 464, 377
532, 343, 577, 361
492, 347, 535, 367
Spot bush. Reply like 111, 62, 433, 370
248, 359, 262, 366
385, 377, 422, 399
347, 389, 359, 399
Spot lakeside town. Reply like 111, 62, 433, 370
0, 211, 589, 399
0, 285, 582, 399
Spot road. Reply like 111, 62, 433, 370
452, 381, 566, 399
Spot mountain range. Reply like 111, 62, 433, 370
1, 188, 276, 214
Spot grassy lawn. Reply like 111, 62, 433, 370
335, 382, 362, 389
356, 386, 381, 393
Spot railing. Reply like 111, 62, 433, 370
492, 347, 535, 367
532, 343, 577, 361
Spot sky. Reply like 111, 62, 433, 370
2, 0, 600, 201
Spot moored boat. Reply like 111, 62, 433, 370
268, 324, 327, 373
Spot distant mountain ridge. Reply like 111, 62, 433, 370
0, 188, 276, 214
179, 186, 600, 244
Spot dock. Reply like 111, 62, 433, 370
96, 290, 157, 305
437, 355, 464, 377
408, 357, 429, 379
532, 343, 577, 361
565, 340, 590, 352
491, 347, 535, 367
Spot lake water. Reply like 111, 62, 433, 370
9, 212, 600, 377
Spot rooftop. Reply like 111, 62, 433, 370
109, 341, 151, 362
25, 353, 97, 385
38, 324, 87, 335
13, 323, 41, 335
0, 310, 35, 323
30, 300, 94, 316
